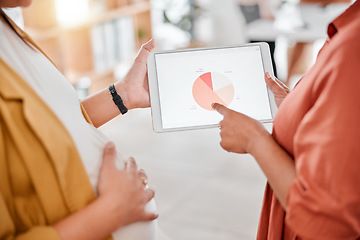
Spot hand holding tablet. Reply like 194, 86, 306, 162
147, 43, 277, 132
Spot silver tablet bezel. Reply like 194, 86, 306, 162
147, 42, 277, 133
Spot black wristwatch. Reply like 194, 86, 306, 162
108, 84, 128, 115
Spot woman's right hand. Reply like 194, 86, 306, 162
264, 72, 290, 107
53, 143, 157, 240
97, 142, 158, 231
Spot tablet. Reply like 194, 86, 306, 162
147, 42, 277, 133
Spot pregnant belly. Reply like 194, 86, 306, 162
112, 199, 157, 240
79, 127, 157, 239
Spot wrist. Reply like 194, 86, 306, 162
113, 81, 131, 111
247, 126, 272, 156
96, 195, 127, 230
53, 198, 116, 240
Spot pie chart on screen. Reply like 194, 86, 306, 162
192, 72, 235, 111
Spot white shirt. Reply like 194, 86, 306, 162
0, 18, 156, 240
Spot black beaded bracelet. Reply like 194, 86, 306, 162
108, 84, 128, 115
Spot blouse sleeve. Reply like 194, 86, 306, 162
0, 157, 60, 239
0, 190, 60, 240
285, 50, 360, 239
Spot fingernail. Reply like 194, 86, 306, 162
211, 103, 216, 109
265, 72, 270, 78
106, 142, 115, 151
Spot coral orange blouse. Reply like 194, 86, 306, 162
257, 1, 360, 239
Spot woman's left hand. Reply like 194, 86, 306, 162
116, 39, 155, 110
212, 103, 269, 154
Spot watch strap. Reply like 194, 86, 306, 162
108, 84, 128, 115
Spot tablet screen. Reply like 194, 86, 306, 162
154, 45, 272, 130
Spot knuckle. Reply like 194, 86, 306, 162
219, 131, 225, 138
138, 169, 147, 176
148, 188, 155, 197
218, 121, 223, 128
145, 188, 155, 200
144, 212, 158, 221
219, 140, 226, 149
129, 157, 137, 167
148, 185, 156, 192
150, 213, 159, 220
220, 140, 230, 152
223, 110, 232, 118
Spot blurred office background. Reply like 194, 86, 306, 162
4, 0, 353, 239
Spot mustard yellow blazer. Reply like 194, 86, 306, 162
0, 15, 111, 240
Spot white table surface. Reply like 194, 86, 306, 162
245, 3, 350, 42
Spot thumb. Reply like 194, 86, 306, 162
135, 39, 155, 63
212, 103, 229, 115
264, 72, 288, 94
101, 142, 117, 172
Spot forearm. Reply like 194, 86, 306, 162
81, 40, 153, 127
81, 81, 129, 128
250, 132, 296, 210
53, 197, 121, 240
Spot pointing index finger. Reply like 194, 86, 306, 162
212, 103, 228, 115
